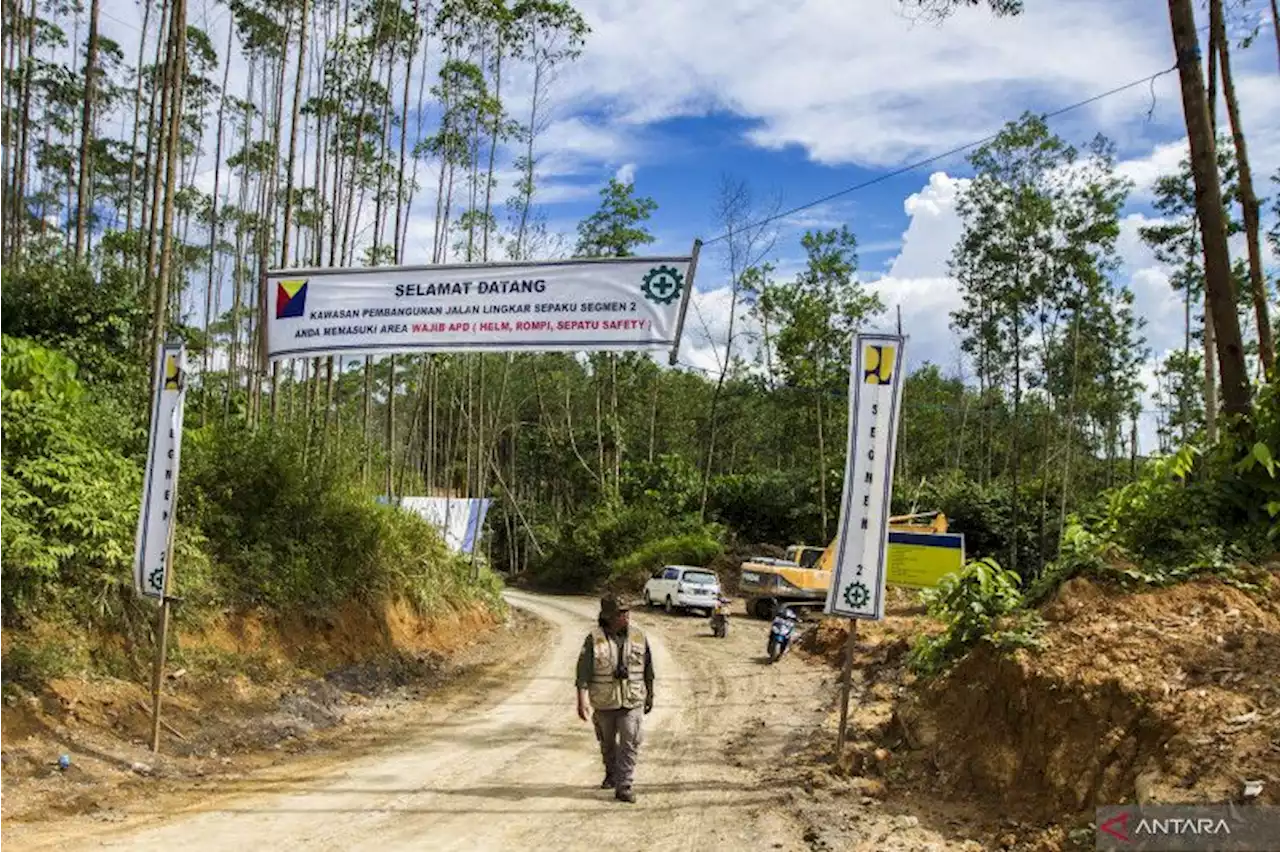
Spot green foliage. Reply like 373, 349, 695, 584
609, 532, 724, 592
574, 177, 658, 258
1, 337, 161, 631
620, 454, 701, 516
526, 496, 718, 591
759, 226, 883, 392
0, 635, 88, 692
909, 557, 1043, 675
1027, 387, 1280, 602
897, 471, 1044, 577
182, 420, 503, 614
0, 260, 146, 386
1, 338, 503, 689
706, 470, 822, 546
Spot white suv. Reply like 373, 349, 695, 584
643, 565, 721, 615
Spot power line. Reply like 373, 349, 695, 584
701, 62, 1181, 247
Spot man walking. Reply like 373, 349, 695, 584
575, 595, 654, 803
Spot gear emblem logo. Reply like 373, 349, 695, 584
843, 582, 870, 609
641, 266, 683, 305
148, 566, 165, 594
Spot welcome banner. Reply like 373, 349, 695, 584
264, 254, 699, 361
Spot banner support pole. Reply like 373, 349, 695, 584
668, 238, 702, 366
835, 621, 859, 756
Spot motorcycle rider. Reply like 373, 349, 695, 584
575, 595, 654, 803
710, 596, 730, 636
769, 606, 798, 659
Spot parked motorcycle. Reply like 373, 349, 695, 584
709, 597, 731, 638
766, 608, 798, 663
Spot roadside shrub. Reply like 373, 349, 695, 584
909, 557, 1043, 675
182, 420, 502, 615
0, 260, 147, 387
0, 337, 171, 632
524, 494, 714, 591
706, 470, 822, 546
0, 635, 88, 692
902, 472, 1045, 581
608, 531, 724, 592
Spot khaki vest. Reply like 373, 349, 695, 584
587, 625, 647, 711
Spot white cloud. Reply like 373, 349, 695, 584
1117, 140, 1188, 202
886, 172, 969, 279
555, 0, 1177, 167
777, 200, 859, 231
615, 163, 637, 184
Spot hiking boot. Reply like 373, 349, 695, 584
600, 776, 616, 789
615, 786, 636, 803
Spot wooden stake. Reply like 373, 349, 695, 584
149, 596, 171, 753
835, 620, 859, 756
149, 519, 177, 753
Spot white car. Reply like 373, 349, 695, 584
643, 565, 722, 614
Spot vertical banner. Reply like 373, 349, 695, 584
133, 342, 188, 599
825, 333, 907, 620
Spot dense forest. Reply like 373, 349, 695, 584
2, 0, 1277, 685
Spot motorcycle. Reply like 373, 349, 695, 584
766, 609, 798, 663
709, 597, 731, 638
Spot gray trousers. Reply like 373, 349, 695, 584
592, 707, 644, 788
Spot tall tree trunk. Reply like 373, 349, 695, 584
2, 2, 18, 254
1010, 299, 1022, 577
73, 0, 101, 260
513, 35, 542, 259
125, 0, 153, 238
1211, 0, 1276, 377
816, 390, 828, 539
143, 0, 173, 296
148, 0, 187, 403
648, 379, 658, 463
399, 12, 430, 253
481, 32, 503, 262
202, 23, 234, 427
263, 9, 294, 423
1271, 0, 1280, 73
11, 0, 38, 264
1167, 0, 1252, 421
392, 0, 421, 263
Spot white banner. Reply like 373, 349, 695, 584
133, 342, 188, 599
825, 333, 907, 621
386, 497, 493, 554
264, 254, 698, 361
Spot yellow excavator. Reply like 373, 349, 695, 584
739, 512, 952, 619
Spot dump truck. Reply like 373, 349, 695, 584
739, 512, 953, 619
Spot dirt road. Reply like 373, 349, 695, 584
13, 592, 835, 852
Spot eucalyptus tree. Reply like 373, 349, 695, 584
1139, 145, 1243, 441
759, 226, 883, 538
950, 115, 1138, 572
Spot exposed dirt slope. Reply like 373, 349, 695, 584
799, 574, 1280, 848
1, 601, 516, 828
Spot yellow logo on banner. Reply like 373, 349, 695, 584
863, 344, 896, 385
163, 354, 184, 391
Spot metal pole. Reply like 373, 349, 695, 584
668, 238, 702, 366
835, 621, 859, 755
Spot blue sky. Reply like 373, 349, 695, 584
496, 0, 1280, 452
89, 0, 1280, 449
